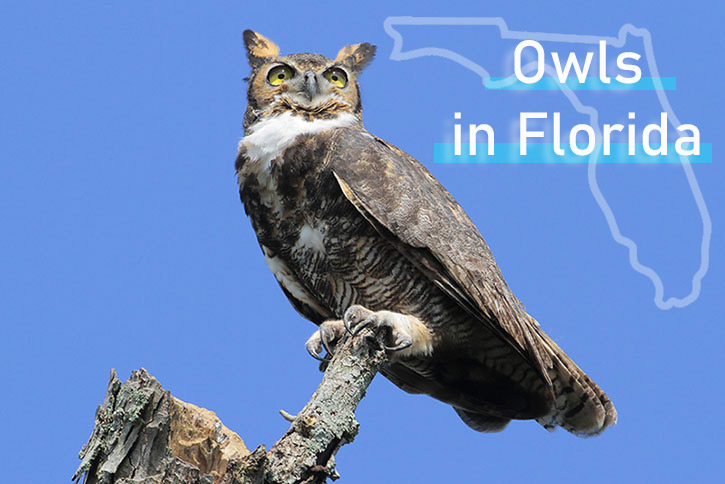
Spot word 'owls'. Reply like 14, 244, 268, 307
236, 30, 616, 436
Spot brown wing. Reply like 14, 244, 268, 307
326, 127, 554, 389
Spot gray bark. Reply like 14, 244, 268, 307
74, 329, 387, 484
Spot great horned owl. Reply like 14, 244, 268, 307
236, 30, 617, 436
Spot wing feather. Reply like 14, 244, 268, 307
327, 128, 553, 386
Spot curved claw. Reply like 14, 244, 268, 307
343, 313, 354, 335
306, 344, 326, 361
351, 315, 377, 336
305, 334, 328, 361
344, 305, 374, 335
384, 337, 413, 352
320, 330, 335, 356
307, 321, 346, 361
339, 306, 429, 358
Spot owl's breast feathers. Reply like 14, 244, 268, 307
242, 124, 548, 373
236, 121, 616, 434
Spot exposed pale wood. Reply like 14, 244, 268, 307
74, 329, 386, 484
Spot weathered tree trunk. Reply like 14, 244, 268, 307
74, 329, 387, 484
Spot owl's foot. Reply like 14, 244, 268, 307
305, 320, 347, 361
343, 305, 434, 357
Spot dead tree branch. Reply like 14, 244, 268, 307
74, 329, 387, 484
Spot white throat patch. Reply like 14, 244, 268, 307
239, 111, 358, 165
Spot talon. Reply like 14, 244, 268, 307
340, 306, 432, 358
343, 307, 356, 334
344, 305, 374, 335
307, 346, 325, 361
352, 315, 377, 336
305, 332, 326, 361
307, 321, 346, 361
385, 337, 413, 352
320, 329, 336, 356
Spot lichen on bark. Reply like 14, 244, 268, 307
75, 328, 387, 484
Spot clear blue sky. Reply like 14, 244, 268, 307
1, 1, 723, 482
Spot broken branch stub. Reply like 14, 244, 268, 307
74, 328, 387, 484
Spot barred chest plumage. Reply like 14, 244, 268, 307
235, 113, 462, 332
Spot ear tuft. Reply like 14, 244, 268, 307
335, 42, 376, 72
243, 30, 280, 68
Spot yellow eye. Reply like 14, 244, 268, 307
323, 68, 347, 88
267, 65, 293, 86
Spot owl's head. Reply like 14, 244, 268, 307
242, 30, 376, 129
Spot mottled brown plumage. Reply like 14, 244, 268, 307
236, 30, 617, 435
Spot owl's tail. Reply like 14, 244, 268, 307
533, 321, 618, 436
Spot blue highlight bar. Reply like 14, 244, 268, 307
484, 77, 676, 90
434, 143, 712, 163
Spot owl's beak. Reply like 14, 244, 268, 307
303, 71, 318, 101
